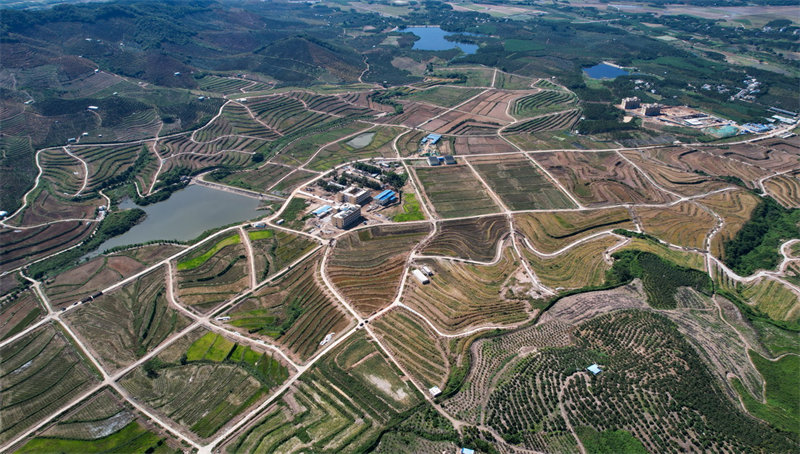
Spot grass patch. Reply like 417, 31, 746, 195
177, 234, 240, 271
393, 193, 425, 222
732, 351, 800, 435
248, 230, 274, 241
576, 427, 646, 454
16, 421, 169, 454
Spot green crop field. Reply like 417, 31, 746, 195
177, 234, 241, 271
405, 86, 484, 108
471, 157, 575, 210
247, 228, 317, 282
392, 192, 425, 222
414, 165, 501, 218
422, 215, 508, 262
512, 90, 576, 119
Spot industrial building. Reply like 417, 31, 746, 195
313, 205, 333, 218
427, 156, 441, 166
332, 204, 361, 229
443, 155, 456, 165
375, 189, 398, 206
641, 103, 661, 116
337, 186, 371, 205
420, 133, 442, 145
621, 97, 640, 109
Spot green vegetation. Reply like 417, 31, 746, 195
393, 193, 425, 222
16, 421, 171, 454
247, 230, 274, 241
733, 351, 800, 435
280, 197, 309, 230
184, 332, 289, 388
723, 197, 800, 275
577, 427, 647, 454
177, 234, 240, 271
608, 250, 713, 309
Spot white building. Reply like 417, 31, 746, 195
412, 269, 430, 284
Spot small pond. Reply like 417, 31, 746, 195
583, 62, 630, 80
403, 26, 480, 54
91, 184, 264, 255
346, 132, 376, 149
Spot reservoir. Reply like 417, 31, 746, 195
403, 26, 480, 54
93, 184, 264, 254
583, 62, 630, 79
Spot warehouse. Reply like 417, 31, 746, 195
412, 268, 430, 284
375, 189, 398, 206
420, 133, 442, 145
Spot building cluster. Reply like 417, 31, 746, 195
731, 75, 761, 102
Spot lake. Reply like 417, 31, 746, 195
403, 26, 480, 54
92, 184, 264, 254
583, 63, 630, 80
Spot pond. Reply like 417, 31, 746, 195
403, 26, 480, 54
583, 62, 630, 80
92, 184, 264, 255
346, 132, 376, 149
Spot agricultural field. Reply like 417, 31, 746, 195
740, 278, 800, 324
328, 224, 430, 315
391, 192, 426, 222
620, 150, 733, 197
514, 208, 634, 254
372, 308, 449, 390
616, 238, 707, 271
470, 156, 575, 210
226, 332, 421, 453
455, 90, 520, 123
413, 165, 501, 218
764, 172, 800, 208
70, 144, 143, 192
502, 109, 581, 134
406, 248, 531, 333
511, 90, 577, 119
193, 103, 281, 143
534, 151, 675, 206
209, 163, 294, 193
8, 187, 99, 228
421, 215, 508, 262
175, 233, 250, 313
523, 235, 620, 290
247, 95, 338, 137
272, 121, 370, 167
706, 143, 799, 174
635, 202, 716, 249
697, 189, 761, 259
404, 86, 484, 108
14, 388, 178, 454
308, 125, 405, 171
494, 71, 536, 90
64, 266, 191, 371
119, 327, 285, 440
431, 67, 494, 87
247, 228, 318, 283
0, 289, 43, 341
269, 169, 317, 196
645, 147, 770, 189
0, 323, 100, 445
225, 252, 351, 362
0, 221, 96, 273
424, 109, 506, 136
453, 135, 518, 155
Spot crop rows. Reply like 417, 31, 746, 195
247, 228, 317, 282
0, 221, 95, 272
72, 144, 142, 191
697, 189, 761, 259
45, 255, 149, 308
65, 266, 191, 371
512, 90, 576, 118
472, 157, 575, 210
504, 109, 580, 134
741, 278, 799, 323
636, 202, 715, 249
39, 148, 84, 195
0, 289, 43, 341
328, 224, 429, 315
513, 208, 633, 254
620, 150, 731, 197
764, 173, 800, 208
248, 96, 334, 136
0, 324, 99, 444
226, 253, 350, 361
111, 109, 161, 142
15, 187, 98, 226
407, 249, 529, 332
198, 76, 254, 94
421, 215, 508, 262
287, 92, 373, 118
524, 235, 618, 290
194, 104, 281, 143
309, 125, 404, 171
414, 165, 501, 218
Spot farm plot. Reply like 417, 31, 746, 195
453, 135, 517, 155
309, 125, 406, 171
225, 252, 350, 362
269, 169, 317, 196
494, 71, 536, 90
424, 110, 506, 136
616, 238, 706, 271
193, 103, 281, 142
248, 95, 337, 136
160, 149, 253, 176
97, 108, 161, 143
246, 228, 317, 283
413, 165, 501, 218
764, 172, 800, 208
620, 150, 732, 196
523, 235, 620, 290
198, 76, 256, 94
636, 202, 716, 249
535, 151, 675, 206
64, 266, 191, 372
39, 147, 85, 195
11, 187, 99, 227
227, 332, 421, 453
287, 91, 376, 118
512, 90, 577, 119
15, 387, 177, 454
421, 215, 508, 262
0, 289, 43, 341
160, 134, 266, 159
120, 328, 288, 440
44, 253, 154, 308
406, 248, 531, 333
175, 233, 250, 313
210, 163, 294, 193
741, 278, 799, 324
432, 67, 494, 87
502, 109, 580, 134
328, 223, 430, 315
480, 311, 794, 453
697, 189, 761, 259
647, 147, 770, 189
708, 143, 800, 173
379, 102, 445, 128
0, 323, 100, 445
514, 208, 633, 254
372, 308, 449, 389
338, 91, 395, 113
471, 156, 575, 210
272, 121, 370, 166
0, 221, 96, 272
71, 143, 142, 191
405, 86, 484, 108
457, 89, 520, 123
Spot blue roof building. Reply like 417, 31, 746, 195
312, 205, 332, 217
587, 364, 602, 375
421, 133, 442, 145
461, 448, 475, 454
376, 189, 397, 206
